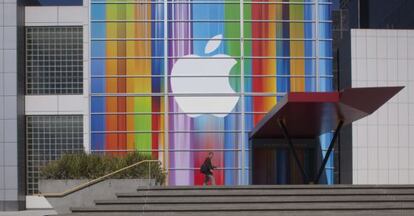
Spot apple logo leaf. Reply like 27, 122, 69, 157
204, 34, 223, 54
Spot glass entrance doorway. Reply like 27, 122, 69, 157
252, 146, 316, 184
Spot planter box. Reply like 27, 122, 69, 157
38, 179, 154, 214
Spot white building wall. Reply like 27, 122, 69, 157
351, 29, 414, 184
25, 95, 85, 114
24, 2, 90, 210
24, 3, 90, 152
25, 6, 85, 26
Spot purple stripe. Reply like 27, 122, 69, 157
168, 2, 193, 185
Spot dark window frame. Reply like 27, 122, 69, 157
25, 0, 83, 6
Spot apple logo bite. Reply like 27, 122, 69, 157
171, 34, 240, 118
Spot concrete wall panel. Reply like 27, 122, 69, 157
352, 29, 414, 184
0, 0, 25, 210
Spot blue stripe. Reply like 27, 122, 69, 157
91, 5, 106, 152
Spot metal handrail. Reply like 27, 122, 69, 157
36, 159, 162, 197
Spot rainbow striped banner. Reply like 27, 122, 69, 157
91, 0, 333, 185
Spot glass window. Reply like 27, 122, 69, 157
26, 115, 84, 194
26, 26, 83, 95
90, 0, 334, 186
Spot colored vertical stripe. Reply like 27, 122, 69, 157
290, 0, 305, 92
105, 3, 118, 152
168, 2, 193, 185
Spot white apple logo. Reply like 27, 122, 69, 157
171, 34, 240, 118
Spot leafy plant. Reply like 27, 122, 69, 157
40, 153, 166, 185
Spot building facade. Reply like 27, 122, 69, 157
351, 29, 414, 184
340, 0, 414, 29
90, 0, 334, 186
1, 0, 334, 211
24, 1, 89, 197
0, 0, 25, 211
337, 0, 414, 184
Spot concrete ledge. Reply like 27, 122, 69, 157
26, 195, 53, 209
38, 179, 153, 214
51, 210, 414, 216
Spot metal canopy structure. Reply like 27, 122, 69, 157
249, 87, 404, 184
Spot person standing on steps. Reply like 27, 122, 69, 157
200, 152, 216, 186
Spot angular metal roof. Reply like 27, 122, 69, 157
249, 87, 404, 139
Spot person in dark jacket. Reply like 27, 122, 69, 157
201, 152, 216, 186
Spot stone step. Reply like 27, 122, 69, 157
96, 194, 414, 205
59, 209, 414, 216
70, 202, 414, 213
54, 185, 414, 215
137, 185, 414, 190
117, 188, 414, 198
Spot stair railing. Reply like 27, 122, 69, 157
36, 159, 164, 198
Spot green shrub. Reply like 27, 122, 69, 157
40, 153, 166, 185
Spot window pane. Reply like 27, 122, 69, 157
26, 115, 84, 194
25, 26, 83, 95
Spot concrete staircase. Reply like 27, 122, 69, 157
60, 185, 414, 216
